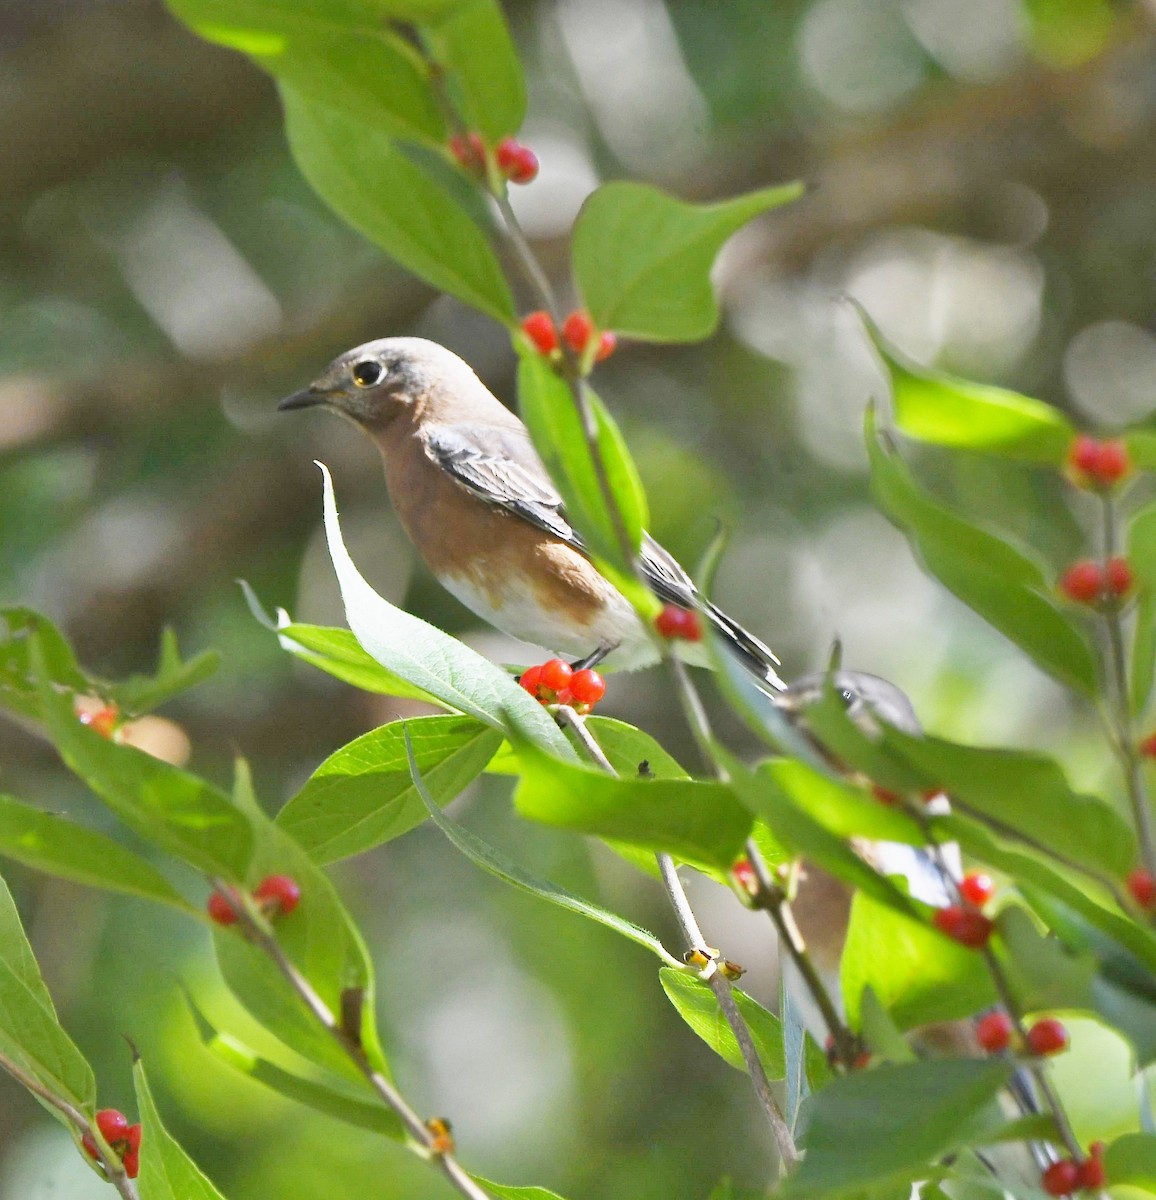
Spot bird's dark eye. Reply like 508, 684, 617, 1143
352, 360, 384, 388
838, 688, 857, 707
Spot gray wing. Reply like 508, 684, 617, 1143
425, 423, 580, 546
425, 422, 698, 603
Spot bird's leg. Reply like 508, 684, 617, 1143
570, 643, 616, 671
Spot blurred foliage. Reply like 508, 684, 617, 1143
4, 0, 1156, 1197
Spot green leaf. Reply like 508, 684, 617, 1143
720, 751, 920, 919
316, 462, 576, 760
474, 1182, 570, 1200
840, 890, 995, 1032
255, 31, 443, 145
0, 608, 87, 722
422, 0, 525, 141
857, 987, 916, 1063
34, 638, 254, 880
862, 313, 1074, 463
659, 967, 786, 1079
215, 763, 387, 1080
867, 406, 1098, 696
517, 354, 650, 584
406, 729, 684, 968
183, 992, 401, 1136
0, 873, 95, 1117
936, 813, 1156, 976
278, 623, 451, 705
993, 905, 1098, 1012
280, 84, 515, 324
106, 628, 220, 717
1133, 592, 1156, 715
134, 1058, 229, 1200
276, 715, 501, 863
567, 717, 689, 779
882, 726, 1137, 880
1105, 1132, 1156, 1188
0, 795, 193, 913
572, 180, 803, 342
513, 743, 751, 873
784, 1060, 1012, 1198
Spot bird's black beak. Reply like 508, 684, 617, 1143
277, 387, 328, 412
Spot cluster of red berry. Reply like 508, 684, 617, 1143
518, 658, 606, 713
975, 1011, 1068, 1056
82, 1108, 142, 1179
1041, 1141, 1106, 1196
1059, 436, 1137, 606
207, 874, 301, 926
932, 870, 996, 948
449, 133, 538, 184
521, 310, 617, 364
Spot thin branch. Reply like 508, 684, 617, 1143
554, 705, 799, 1170
0, 1048, 139, 1200
212, 885, 493, 1200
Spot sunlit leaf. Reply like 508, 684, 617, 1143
861, 310, 1074, 463
840, 891, 995, 1032
280, 85, 515, 324
317, 462, 576, 760
0, 874, 95, 1118
514, 742, 751, 873
406, 729, 684, 968
659, 967, 786, 1079
0, 795, 193, 913
1105, 1132, 1156, 1188
35, 638, 254, 880
134, 1058, 229, 1200
572, 181, 803, 341
867, 406, 1097, 695
276, 715, 501, 863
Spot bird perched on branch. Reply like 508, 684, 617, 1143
279, 336, 784, 689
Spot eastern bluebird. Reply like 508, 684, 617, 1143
279, 336, 785, 689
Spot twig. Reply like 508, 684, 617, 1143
555, 705, 799, 1170
0, 1047, 139, 1200
212, 884, 493, 1200
1100, 496, 1156, 876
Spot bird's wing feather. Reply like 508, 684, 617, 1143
424, 423, 582, 547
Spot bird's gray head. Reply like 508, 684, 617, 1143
277, 337, 484, 429
778, 669, 923, 737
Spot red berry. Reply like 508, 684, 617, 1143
539, 658, 573, 693
1042, 1160, 1080, 1196
562, 310, 594, 354
495, 138, 539, 184
449, 132, 486, 172
1127, 868, 1156, 908
553, 688, 573, 706
1026, 1017, 1069, 1056
975, 1011, 1013, 1052
654, 604, 703, 641
1105, 556, 1134, 597
96, 1109, 129, 1143
126, 1123, 142, 1153
959, 871, 995, 908
254, 874, 301, 918
1060, 560, 1105, 605
1069, 435, 1102, 475
871, 785, 900, 806
520, 311, 558, 355
518, 664, 544, 696
569, 668, 606, 708
1094, 439, 1131, 485
1141, 733, 1156, 759
79, 705, 119, 738
123, 1148, 140, 1179
732, 858, 759, 895
1078, 1152, 1106, 1190
933, 904, 993, 948
207, 889, 239, 926
595, 331, 617, 362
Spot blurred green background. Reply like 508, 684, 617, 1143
1, 0, 1155, 1196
